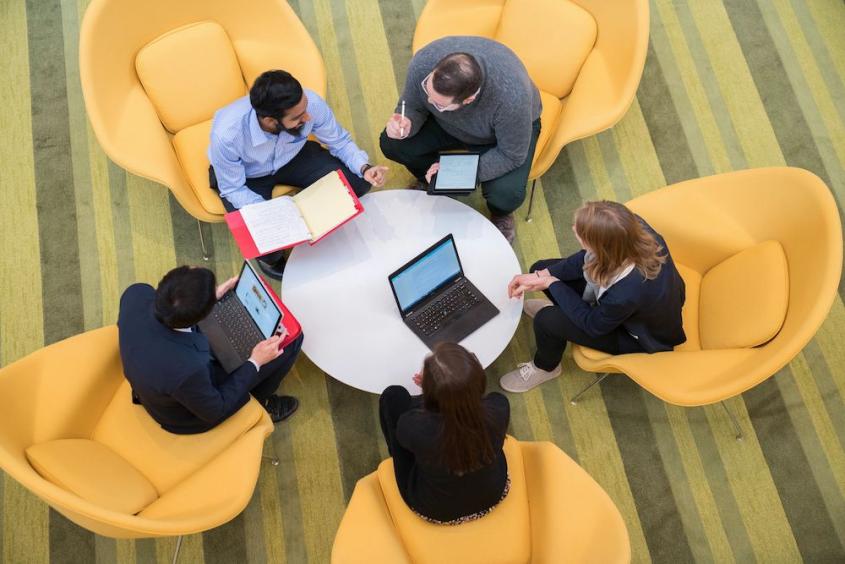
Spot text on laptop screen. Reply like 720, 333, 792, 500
391, 237, 461, 312
235, 264, 281, 338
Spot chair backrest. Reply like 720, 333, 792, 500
91, 381, 263, 494
376, 437, 531, 564
135, 20, 247, 134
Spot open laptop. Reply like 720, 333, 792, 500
388, 234, 499, 348
198, 261, 285, 372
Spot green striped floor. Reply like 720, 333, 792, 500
1, 0, 845, 562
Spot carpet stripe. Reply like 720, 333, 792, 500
611, 99, 666, 198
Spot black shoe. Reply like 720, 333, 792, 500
257, 256, 286, 281
263, 394, 299, 423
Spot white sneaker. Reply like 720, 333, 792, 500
499, 362, 562, 393
523, 298, 553, 319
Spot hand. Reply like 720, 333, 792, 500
385, 113, 411, 139
249, 335, 283, 367
413, 372, 423, 387
364, 165, 389, 187
425, 162, 440, 184
508, 272, 558, 298
215, 276, 238, 300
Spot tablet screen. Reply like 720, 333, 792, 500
433, 153, 480, 191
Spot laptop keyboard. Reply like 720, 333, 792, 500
412, 280, 481, 336
213, 293, 264, 360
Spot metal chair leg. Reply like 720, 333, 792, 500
720, 401, 743, 441
171, 535, 183, 564
525, 179, 537, 222
570, 373, 610, 405
197, 219, 211, 261
262, 455, 280, 466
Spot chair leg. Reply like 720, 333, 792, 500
262, 455, 280, 466
525, 179, 537, 222
197, 219, 211, 261
171, 535, 183, 564
570, 373, 610, 405
720, 401, 743, 441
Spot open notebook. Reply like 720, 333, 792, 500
225, 170, 364, 259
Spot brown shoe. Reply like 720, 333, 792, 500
490, 213, 515, 244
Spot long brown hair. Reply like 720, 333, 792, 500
574, 201, 666, 287
421, 343, 495, 475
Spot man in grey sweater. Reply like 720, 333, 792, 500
380, 36, 542, 243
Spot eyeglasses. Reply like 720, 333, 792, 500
421, 73, 479, 112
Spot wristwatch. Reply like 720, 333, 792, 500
360, 163, 373, 175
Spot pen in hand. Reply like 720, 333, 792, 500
400, 100, 406, 138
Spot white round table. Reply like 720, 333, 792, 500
281, 190, 522, 394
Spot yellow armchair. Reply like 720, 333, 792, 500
0, 326, 274, 559
412, 0, 650, 219
332, 437, 630, 564
569, 168, 843, 439
79, 0, 326, 229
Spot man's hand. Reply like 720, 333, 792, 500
364, 165, 389, 187
425, 162, 440, 184
215, 276, 238, 300
508, 272, 558, 298
249, 335, 283, 367
385, 113, 412, 139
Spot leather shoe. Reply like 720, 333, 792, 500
257, 256, 286, 281
263, 395, 299, 423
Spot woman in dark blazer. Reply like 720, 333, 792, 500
500, 200, 686, 392
379, 343, 510, 524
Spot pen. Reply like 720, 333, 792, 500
400, 100, 406, 138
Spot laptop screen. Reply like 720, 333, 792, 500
235, 262, 282, 338
390, 235, 462, 313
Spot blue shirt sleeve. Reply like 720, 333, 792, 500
208, 131, 264, 209
306, 91, 369, 177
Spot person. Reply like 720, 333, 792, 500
117, 265, 303, 434
379, 342, 510, 524
209, 70, 388, 279
380, 36, 542, 244
500, 201, 686, 393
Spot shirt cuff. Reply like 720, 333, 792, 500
349, 153, 369, 178
247, 358, 260, 372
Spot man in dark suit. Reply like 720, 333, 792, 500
117, 266, 303, 434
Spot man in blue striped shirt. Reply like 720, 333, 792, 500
209, 70, 387, 279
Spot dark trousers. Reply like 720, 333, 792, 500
379, 118, 541, 216
211, 333, 304, 403
379, 385, 420, 502
529, 259, 644, 371
210, 141, 371, 264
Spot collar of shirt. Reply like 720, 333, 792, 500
248, 108, 274, 148
173, 326, 193, 333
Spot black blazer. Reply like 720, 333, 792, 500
546, 222, 686, 353
117, 284, 262, 434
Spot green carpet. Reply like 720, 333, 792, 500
2, 0, 845, 562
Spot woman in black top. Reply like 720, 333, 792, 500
379, 342, 510, 524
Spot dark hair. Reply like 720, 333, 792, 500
249, 70, 304, 119
421, 342, 495, 475
154, 266, 217, 328
431, 53, 483, 103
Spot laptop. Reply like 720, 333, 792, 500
198, 261, 285, 372
427, 152, 480, 195
388, 234, 499, 348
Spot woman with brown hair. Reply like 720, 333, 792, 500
500, 200, 686, 392
379, 342, 510, 524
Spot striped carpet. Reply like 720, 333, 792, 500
1, 0, 845, 562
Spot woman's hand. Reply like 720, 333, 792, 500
508, 272, 558, 298
412, 372, 423, 387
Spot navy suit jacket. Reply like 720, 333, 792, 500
117, 284, 262, 434
546, 223, 686, 353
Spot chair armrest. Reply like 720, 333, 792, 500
332, 473, 411, 564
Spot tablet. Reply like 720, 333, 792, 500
428, 153, 480, 195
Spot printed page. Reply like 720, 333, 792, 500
238, 196, 311, 254
293, 171, 359, 241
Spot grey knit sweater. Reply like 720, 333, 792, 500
397, 36, 542, 182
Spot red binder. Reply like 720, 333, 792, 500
225, 169, 364, 260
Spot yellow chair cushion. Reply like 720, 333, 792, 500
532, 91, 561, 169
91, 381, 264, 494
136, 21, 246, 133
172, 120, 227, 215
496, 0, 596, 98
26, 439, 158, 515
377, 437, 530, 564
699, 240, 789, 350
